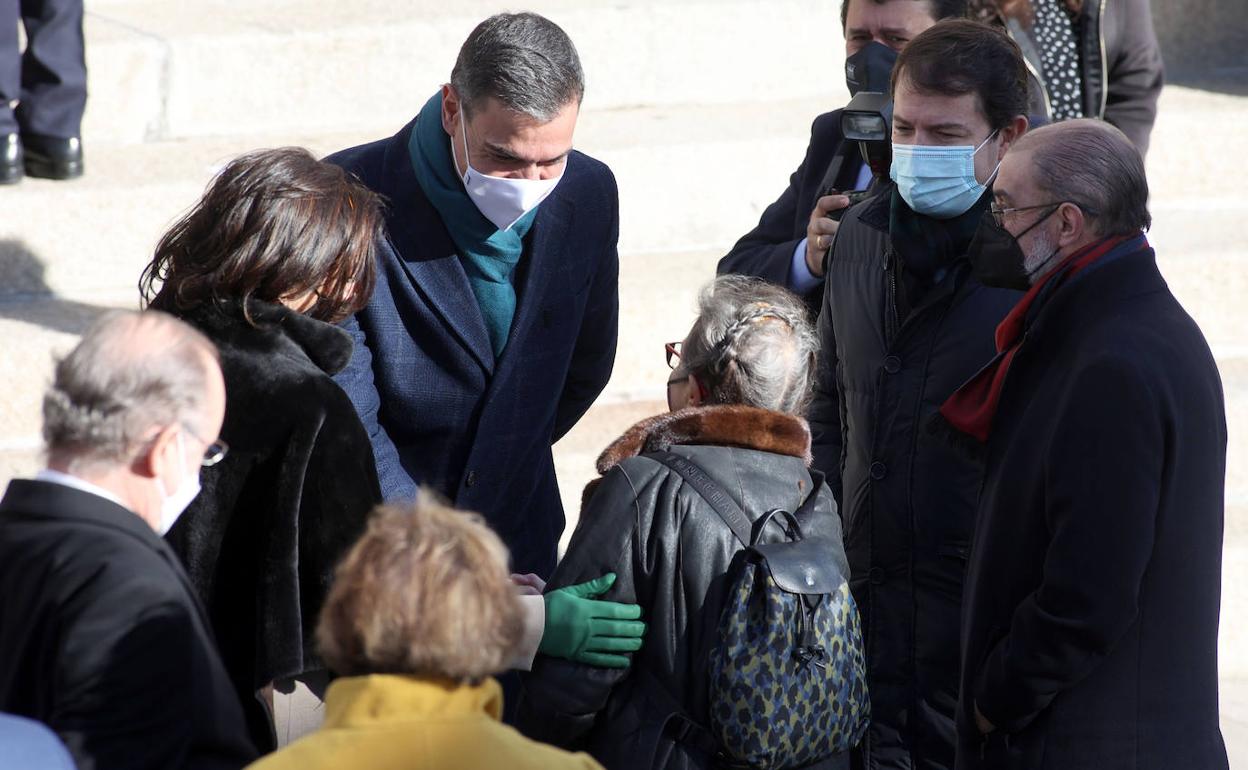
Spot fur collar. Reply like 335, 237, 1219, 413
583, 405, 812, 508
175, 298, 354, 375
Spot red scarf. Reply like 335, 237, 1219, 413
939, 235, 1136, 442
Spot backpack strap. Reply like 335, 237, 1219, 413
650, 452, 825, 549
794, 469, 826, 523
649, 451, 753, 548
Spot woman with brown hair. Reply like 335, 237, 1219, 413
247, 494, 604, 770
140, 147, 386, 752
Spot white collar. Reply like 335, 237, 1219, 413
34, 469, 133, 513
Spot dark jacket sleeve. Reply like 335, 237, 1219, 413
973, 357, 1163, 732
808, 233, 845, 505
287, 385, 384, 666
555, 171, 620, 441
518, 466, 646, 746
1100, 0, 1164, 154
335, 312, 419, 502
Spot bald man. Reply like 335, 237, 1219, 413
945, 120, 1229, 769
0, 312, 258, 769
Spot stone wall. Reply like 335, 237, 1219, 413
1151, 0, 1248, 85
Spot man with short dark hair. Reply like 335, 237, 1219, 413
717, 0, 966, 311
329, 12, 618, 581
807, 19, 1030, 769
0, 311, 257, 769
948, 119, 1229, 769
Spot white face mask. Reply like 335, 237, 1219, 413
453, 117, 563, 231
155, 431, 202, 536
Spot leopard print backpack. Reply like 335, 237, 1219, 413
653, 452, 870, 769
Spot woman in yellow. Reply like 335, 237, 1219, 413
247, 493, 603, 770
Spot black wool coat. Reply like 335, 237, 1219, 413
716, 109, 862, 314
808, 189, 1021, 770
518, 405, 851, 770
162, 299, 382, 752
0, 480, 257, 769
956, 242, 1228, 770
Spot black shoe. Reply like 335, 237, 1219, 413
0, 133, 21, 185
23, 133, 83, 180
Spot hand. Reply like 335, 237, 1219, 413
805, 193, 851, 277
539, 573, 646, 668
511, 573, 545, 595
974, 703, 996, 735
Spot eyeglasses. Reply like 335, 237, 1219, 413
182, 425, 229, 467
665, 341, 683, 370
989, 201, 1063, 227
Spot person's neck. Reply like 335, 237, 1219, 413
1031, 233, 1103, 286
46, 457, 157, 529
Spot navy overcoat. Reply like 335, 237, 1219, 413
327, 119, 619, 577
957, 242, 1228, 769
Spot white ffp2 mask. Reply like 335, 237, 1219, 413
454, 118, 563, 231
155, 431, 202, 535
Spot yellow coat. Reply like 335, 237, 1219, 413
247, 674, 603, 770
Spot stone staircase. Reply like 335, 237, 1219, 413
1, 0, 1247, 751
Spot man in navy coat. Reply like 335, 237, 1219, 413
328, 12, 618, 579
945, 119, 1228, 769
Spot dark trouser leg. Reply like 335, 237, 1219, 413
15, 0, 85, 139
0, 0, 20, 135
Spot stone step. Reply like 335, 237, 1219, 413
3, 91, 1246, 313
81, 0, 847, 145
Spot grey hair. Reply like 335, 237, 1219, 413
450, 12, 585, 121
1012, 118, 1151, 237
679, 276, 819, 415
42, 311, 220, 473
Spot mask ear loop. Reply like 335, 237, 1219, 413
454, 115, 471, 184
976, 129, 1004, 186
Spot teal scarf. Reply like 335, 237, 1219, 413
409, 93, 538, 357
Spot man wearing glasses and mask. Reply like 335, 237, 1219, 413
0, 311, 257, 769
948, 119, 1228, 770
806, 19, 1029, 770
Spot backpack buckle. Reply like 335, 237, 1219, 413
795, 642, 828, 670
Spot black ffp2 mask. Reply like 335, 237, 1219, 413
845, 41, 899, 96
967, 207, 1059, 291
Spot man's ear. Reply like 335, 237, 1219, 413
996, 115, 1030, 161
440, 83, 460, 136
134, 424, 176, 481
1055, 201, 1089, 249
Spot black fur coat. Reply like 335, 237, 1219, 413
162, 299, 381, 751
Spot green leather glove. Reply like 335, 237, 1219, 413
539, 573, 645, 668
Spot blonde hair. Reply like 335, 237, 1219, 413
317, 490, 524, 681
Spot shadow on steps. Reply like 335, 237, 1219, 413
0, 239, 124, 337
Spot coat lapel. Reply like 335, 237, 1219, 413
380, 123, 495, 374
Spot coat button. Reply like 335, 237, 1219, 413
883, 355, 901, 374
869, 567, 886, 585
464, 470, 477, 488
870, 462, 887, 480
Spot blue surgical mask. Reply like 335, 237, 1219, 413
890, 131, 1001, 219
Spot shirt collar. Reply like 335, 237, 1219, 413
34, 469, 133, 513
